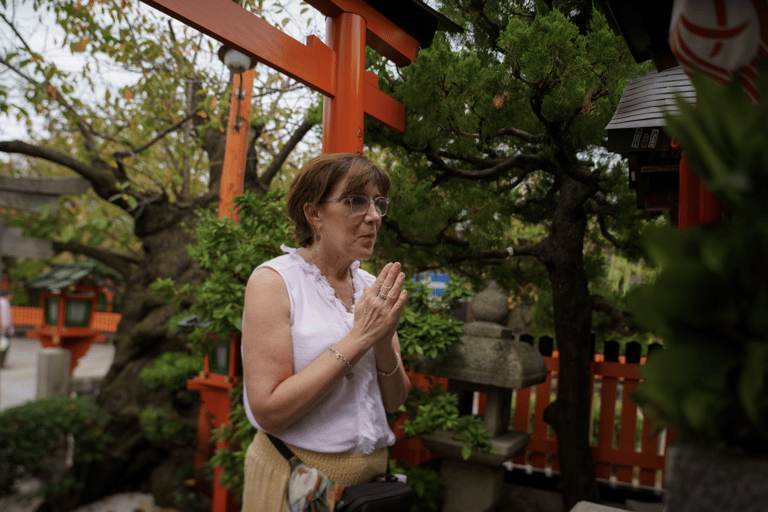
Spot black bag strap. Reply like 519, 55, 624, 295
265, 432, 392, 477
266, 432, 297, 462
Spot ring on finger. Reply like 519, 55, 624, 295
378, 293, 388, 300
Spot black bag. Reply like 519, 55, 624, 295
267, 434, 415, 512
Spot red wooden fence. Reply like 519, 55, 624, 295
12, 305, 121, 335
393, 337, 674, 492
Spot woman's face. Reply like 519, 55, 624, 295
314, 179, 383, 263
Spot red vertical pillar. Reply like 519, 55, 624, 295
219, 68, 255, 220
698, 184, 723, 226
676, 146, 699, 232
323, 12, 366, 154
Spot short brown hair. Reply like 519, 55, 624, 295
286, 153, 391, 247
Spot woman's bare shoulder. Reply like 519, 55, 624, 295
246, 266, 289, 311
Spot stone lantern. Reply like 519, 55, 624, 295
417, 282, 547, 512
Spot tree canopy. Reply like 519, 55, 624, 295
368, 1, 648, 507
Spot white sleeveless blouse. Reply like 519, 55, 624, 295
242, 245, 396, 454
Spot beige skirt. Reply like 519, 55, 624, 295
241, 430, 388, 512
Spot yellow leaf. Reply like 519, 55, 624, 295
197, 110, 208, 119
123, 88, 134, 100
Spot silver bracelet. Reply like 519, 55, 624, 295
377, 352, 401, 377
329, 347, 354, 379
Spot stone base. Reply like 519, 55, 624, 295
441, 458, 504, 512
420, 430, 530, 467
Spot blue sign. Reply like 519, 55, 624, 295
414, 272, 449, 295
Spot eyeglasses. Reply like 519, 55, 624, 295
323, 195, 390, 216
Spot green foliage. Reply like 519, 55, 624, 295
371, 3, 645, 299
152, 189, 292, 352
140, 406, 196, 445
391, 460, 446, 512
630, 65, 768, 455
397, 276, 468, 361
139, 351, 203, 390
1, 0, 316, 280
0, 397, 110, 498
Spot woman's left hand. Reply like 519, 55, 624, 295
349, 262, 408, 351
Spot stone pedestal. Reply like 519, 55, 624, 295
441, 459, 505, 512
36, 348, 71, 398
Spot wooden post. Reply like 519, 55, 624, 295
218, 69, 255, 220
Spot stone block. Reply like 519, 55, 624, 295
469, 281, 510, 324
417, 337, 547, 389
36, 348, 71, 399
483, 387, 512, 436
420, 429, 530, 467
440, 458, 505, 512
462, 321, 512, 339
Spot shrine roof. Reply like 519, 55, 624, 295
606, 66, 695, 131
605, 0, 677, 71
26, 263, 99, 291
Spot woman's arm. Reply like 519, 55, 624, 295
374, 333, 410, 413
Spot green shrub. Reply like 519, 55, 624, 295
139, 351, 204, 390
0, 396, 110, 499
140, 406, 196, 445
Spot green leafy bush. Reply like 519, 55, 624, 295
140, 406, 196, 445
0, 397, 110, 498
139, 351, 204, 390
630, 64, 768, 455
151, 189, 292, 353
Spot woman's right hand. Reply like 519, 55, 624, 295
350, 262, 408, 350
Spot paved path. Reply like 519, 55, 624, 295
0, 336, 114, 411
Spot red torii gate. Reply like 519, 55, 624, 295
141, 0, 459, 213
138, 1, 459, 510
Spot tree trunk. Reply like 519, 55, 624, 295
542, 176, 601, 510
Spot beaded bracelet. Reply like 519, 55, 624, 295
329, 347, 354, 379
377, 352, 401, 377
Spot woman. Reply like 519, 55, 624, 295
240, 153, 411, 511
